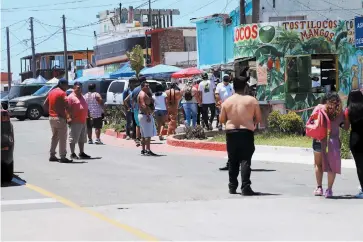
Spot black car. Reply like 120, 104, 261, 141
1, 108, 14, 183
1, 84, 44, 110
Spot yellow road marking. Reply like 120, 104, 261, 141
24, 182, 159, 241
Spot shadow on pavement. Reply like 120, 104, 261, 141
252, 169, 276, 172
1, 175, 26, 187
62, 161, 88, 164
331, 195, 357, 200
254, 192, 282, 196
86, 157, 102, 160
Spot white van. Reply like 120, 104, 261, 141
105, 79, 167, 107
105, 79, 129, 107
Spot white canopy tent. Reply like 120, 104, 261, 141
46, 77, 59, 84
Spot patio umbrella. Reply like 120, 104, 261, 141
140, 64, 181, 78
171, 67, 203, 78
110, 62, 148, 78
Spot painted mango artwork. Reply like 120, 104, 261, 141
233, 19, 361, 122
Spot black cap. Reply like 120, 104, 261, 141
58, 78, 68, 86
73, 81, 82, 87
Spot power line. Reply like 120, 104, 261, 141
222, 0, 232, 14
175, 0, 220, 20
292, 0, 330, 19
9, 31, 29, 49
319, 0, 363, 16
1, 19, 28, 30
1, 0, 91, 11
163, 0, 184, 8
264, 0, 279, 17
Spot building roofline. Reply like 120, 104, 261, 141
190, 14, 228, 24
145, 27, 196, 35
20, 49, 94, 60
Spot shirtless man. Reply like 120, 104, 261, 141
165, 83, 182, 135
219, 76, 262, 196
137, 81, 157, 156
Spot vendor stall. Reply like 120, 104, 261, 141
233, 19, 360, 123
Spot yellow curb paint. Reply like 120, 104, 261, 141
24, 183, 159, 241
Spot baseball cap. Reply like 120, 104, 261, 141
58, 78, 68, 85
73, 81, 82, 87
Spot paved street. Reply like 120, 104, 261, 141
1, 119, 362, 241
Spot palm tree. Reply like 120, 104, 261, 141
274, 29, 302, 55
235, 39, 260, 58
302, 37, 332, 54
337, 38, 356, 65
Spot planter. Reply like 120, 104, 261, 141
167, 131, 227, 151
105, 129, 127, 139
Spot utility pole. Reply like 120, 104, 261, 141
119, 2, 122, 23
30, 17, 36, 78
62, 15, 68, 81
86, 48, 89, 67
240, 0, 246, 24
6, 27, 12, 90
148, 0, 152, 27
252, 0, 260, 23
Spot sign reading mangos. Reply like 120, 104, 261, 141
282, 20, 337, 42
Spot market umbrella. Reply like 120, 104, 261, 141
171, 67, 203, 78
140, 64, 181, 78
110, 62, 148, 78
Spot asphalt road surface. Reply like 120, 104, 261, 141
1, 118, 362, 241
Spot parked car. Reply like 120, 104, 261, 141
1, 83, 44, 110
1, 91, 9, 98
105, 79, 167, 107
81, 78, 115, 101
105, 79, 129, 107
7, 84, 56, 120
1, 107, 14, 183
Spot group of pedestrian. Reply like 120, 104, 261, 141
311, 90, 363, 198
44, 79, 104, 163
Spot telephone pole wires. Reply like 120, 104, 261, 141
6, 27, 12, 90
30, 17, 36, 78
62, 15, 69, 81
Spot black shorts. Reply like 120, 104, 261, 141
87, 117, 103, 129
312, 139, 322, 152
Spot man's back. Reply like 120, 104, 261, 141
48, 87, 66, 118
221, 94, 261, 131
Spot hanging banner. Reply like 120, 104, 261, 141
355, 16, 363, 48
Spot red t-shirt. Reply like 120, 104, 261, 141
68, 92, 88, 123
48, 87, 67, 118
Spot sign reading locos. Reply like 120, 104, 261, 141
234, 24, 258, 43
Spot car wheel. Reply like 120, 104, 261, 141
16, 116, 26, 121
27, 106, 42, 120
1, 161, 14, 183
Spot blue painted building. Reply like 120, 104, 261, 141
192, 1, 251, 69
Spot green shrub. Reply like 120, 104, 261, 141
103, 105, 127, 132
267, 111, 282, 132
184, 126, 207, 140
268, 111, 304, 134
340, 128, 351, 159
280, 111, 304, 134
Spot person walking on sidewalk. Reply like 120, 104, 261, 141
67, 82, 91, 160
152, 83, 168, 140
320, 93, 346, 198
123, 78, 137, 140
44, 78, 72, 163
84, 83, 104, 145
194, 79, 202, 126
219, 76, 262, 196
138, 81, 157, 156
344, 90, 363, 198
165, 83, 182, 135
198, 73, 216, 130
312, 96, 328, 196
181, 80, 198, 128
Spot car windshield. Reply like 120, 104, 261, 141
1, 92, 9, 98
32, 85, 54, 96
7, 86, 21, 99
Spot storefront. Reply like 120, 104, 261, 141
233, 19, 361, 122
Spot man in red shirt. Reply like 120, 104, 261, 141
44, 79, 72, 163
67, 82, 91, 160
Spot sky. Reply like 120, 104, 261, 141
0, 0, 239, 80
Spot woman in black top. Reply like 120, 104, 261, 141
344, 90, 363, 198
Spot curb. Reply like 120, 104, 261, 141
105, 129, 127, 139
166, 135, 226, 151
